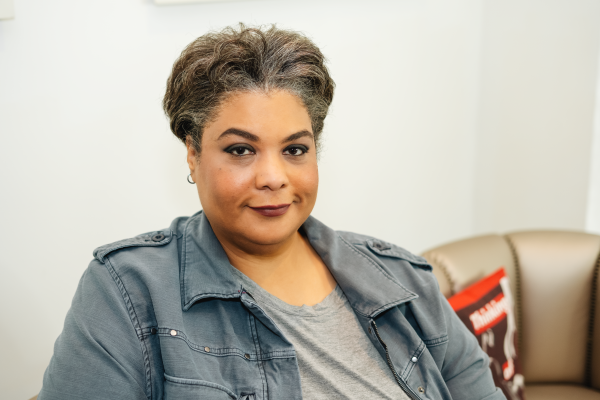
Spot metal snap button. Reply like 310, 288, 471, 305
150, 328, 157, 335
204, 347, 210, 352
151, 233, 165, 242
170, 330, 177, 336
372, 242, 382, 249
418, 386, 425, 393
411, 356, 418, 363
244, 353, 250, 359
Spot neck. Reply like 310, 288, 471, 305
214, 229, 337, 306
217, 230, 305, 283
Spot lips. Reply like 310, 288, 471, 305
249, 204, 291, 217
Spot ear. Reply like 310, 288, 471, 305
186, 137, 198, 172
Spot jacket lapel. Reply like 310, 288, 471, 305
180, 212, 418, 318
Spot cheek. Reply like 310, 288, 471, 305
198, 164, 254, 207
294, 163, 319, 198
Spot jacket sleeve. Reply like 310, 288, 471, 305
38, 259, 148, 400
439, 291, 507, 400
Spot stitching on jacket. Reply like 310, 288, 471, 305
338, 237, 419, 317
94, 233, 173, 263
423, 334, 449, 348
164, 374, 237, 399
160, 329, 296, 361
104, 257, 152, 400
248, 313, 268, 400
401, 341, 426, 381
503, 235, 523, 359
363, 239, 431, 267
368, 300, 416, 319
339, 236, 420, 306
586, 248, 600, 386
339, 236, 403, 287
180, 216, 192, 310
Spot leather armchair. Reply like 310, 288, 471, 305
422, 230, 600, 399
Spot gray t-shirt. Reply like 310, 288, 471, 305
231, 268, 411, 400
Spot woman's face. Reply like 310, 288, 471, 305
187, 90, 318, 250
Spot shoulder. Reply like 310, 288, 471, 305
92, 215, 190, 264
335, 230, 440, 294
336, 230, 431, 269
80, 216, 194, 325
88, 216, 192, 301
93, 230, 174, 263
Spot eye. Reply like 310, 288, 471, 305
225, 145, 255, 157
283, 145, 308, 156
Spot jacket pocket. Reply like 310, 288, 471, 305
164, 373, 255, 400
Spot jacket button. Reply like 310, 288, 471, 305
244, 353, 250, 359
151, 233, 165, 242
150, 328, 157, 335
170, 330, 177, 336
418, 386, 425, 393
411, 356, 418, 362
204, 347, 210, 352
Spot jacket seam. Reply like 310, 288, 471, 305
363, 239, 431, 267
248, 313, 268, 400
159, 329, 295, 360
104, 257, 152, 400
400, 341, 426, 381
339, 237, 401, 286
339, 236, 415, 295
180, 216, 192, 311
164, 374, 237, 399
94, 232, 172, 263
423, 334, 449, 348
339, 236, 417, 318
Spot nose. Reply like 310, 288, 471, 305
254, 152, 289, 191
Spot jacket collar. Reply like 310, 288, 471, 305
179, 212, 417, 317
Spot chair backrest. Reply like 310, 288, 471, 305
422, 230, 600, 387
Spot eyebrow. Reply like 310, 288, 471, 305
282, 130, 313, 144
217, 128, 260, 142
217, 128, 314, 143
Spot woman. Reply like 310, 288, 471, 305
39, 25, 504, 400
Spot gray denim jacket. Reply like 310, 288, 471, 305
39, 211, 506, 400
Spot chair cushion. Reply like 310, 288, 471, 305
507, 231, 600, 383
421, 234, 516, 299
526, 384, 600, 400
593, 257, 600, 390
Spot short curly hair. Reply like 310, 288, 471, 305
163, 24, 335, 152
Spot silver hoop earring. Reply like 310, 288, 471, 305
187, 174, 195, 184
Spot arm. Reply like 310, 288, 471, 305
439, 293, 507, 400
38, 260, 148, 400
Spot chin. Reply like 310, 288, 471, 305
245, 234, 291, 247
236, 213, 305, 246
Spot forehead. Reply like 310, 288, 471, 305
204, 90, 313, 140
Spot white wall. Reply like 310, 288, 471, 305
1, 0, 599, 398
0, 0, 14, 20
587, 39, 600, 235
0, 1, 483, 398
474, 0, 600, 234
